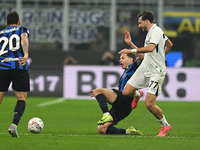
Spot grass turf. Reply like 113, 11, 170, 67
0, 96, 200, 150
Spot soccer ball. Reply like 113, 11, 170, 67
28, 117, 44, 133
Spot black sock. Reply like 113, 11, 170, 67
13, 100, 26, 126
96, 94, 109, 113
106, 126, 126, 134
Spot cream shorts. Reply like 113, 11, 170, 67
127, 66, 165, 96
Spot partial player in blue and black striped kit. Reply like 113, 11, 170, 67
118, 57, 139, 92
89, 52, 144, 135
0, 11, 30, 138
0, 25, 29, 70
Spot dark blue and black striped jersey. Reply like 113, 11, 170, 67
118, 61, 139, 92
0, 25, 30, 70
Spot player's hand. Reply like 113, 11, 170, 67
89, 90, 95, 97
124, 30, 132, 45
118, 49, 131, 54
19, 56, 28, 66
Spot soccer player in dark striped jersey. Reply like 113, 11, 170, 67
89, 52, 144, 135
0, 12, 30, 137
118, 54, 140, 93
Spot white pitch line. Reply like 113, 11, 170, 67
37, 98, 67, 107
37, 98, 94, 107
0, 132, 200, 139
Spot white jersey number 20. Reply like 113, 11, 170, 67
0, 34, 20, 56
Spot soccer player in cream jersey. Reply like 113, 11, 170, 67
119, 11, 173, 136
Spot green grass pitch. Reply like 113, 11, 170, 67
0, 96, 200, 150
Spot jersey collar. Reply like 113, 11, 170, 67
148, 23, 157, 32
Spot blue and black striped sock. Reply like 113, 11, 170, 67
106, 126, 126, 134
13, 100, 26, 126
96, 94, 109, 113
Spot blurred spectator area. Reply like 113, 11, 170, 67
29, 49, 116, 71
100, 51, 119, 65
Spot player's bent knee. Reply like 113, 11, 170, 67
93, 89, 102, 96
145, 101, 154, 110
15, 91, 27, 101
97, 125, 107, 134
122, 90, 131, 96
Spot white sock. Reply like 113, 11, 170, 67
125, 129, 129, 135
158, 115, 169, 127
130, 90, 140, 98
103, 112, 110, 116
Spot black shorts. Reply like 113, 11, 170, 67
109, 89, 133, 125
0, 69, 30, 92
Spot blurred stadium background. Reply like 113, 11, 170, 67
0, 0, 200, 100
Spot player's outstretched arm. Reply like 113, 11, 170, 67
118, 44, 155, 55
118, 49, 132, 54
124, 30, 138, 49
123, 30, 144, 59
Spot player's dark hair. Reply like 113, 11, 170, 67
7, 11, 19, 25
127, 53, 135, 60
137, 11, 154, 23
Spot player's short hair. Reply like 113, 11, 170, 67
137, 11, 154, 23
127, 53, 135, 60
7, 11, 19, 25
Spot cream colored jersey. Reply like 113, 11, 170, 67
127, 24, 168, 96
140, 24, 168, 75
